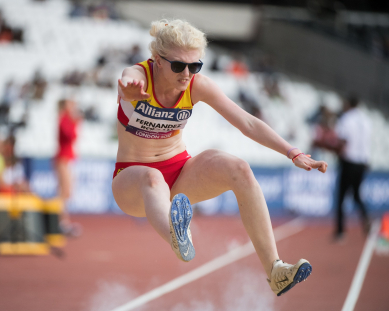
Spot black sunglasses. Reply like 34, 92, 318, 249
160, 56, 203, 74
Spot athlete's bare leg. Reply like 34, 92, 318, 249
112, 150, 279, 278
112, 166, 172, 243
171, 149, 279, 278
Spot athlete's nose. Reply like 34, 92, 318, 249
181, 65, 190, 77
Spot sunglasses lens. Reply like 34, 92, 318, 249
188, 63, 202, 74
171, 62, 186, 73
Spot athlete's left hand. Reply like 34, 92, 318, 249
293, 154, 328, 173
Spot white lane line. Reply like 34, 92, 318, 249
341, 219, 381, 311
110, 217, 305, 311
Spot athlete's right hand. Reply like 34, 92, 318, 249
118, 78, 150, 102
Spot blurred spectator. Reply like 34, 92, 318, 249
83, 105, 100, 122
310, 105, 339, 158
253, 55, 283, 99
333, 96, 371, 241
255, 55, 277, 76
10, 27, 23, 43
308, 103, 326, 125
90, 4, 109, 20
94, 66, 114, 88
0, 24, 12, 43
19, 81, 32, 102
91, 51, 115, 88
69, 0, 88, 18
0, 80, 18, 125
263, 74, 282, 99
31, 70, 47, 100
0, 11, 24, 44
126, 44, 143, 65
0, 135, 30, 193
227, 53, 249, 79
69, 0, 118, 20
238, 90, 263, 119
54, 99, 82, 237
62, 70, 86, 86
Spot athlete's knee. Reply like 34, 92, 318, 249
229, 158, 256, 185
141, 169, 166, 189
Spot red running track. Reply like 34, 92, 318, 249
0, 215, 388, 311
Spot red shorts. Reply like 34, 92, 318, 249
113, 150, 191, 189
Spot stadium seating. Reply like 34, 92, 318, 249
0, 0, 388, 170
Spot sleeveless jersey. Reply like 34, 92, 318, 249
117, 59, 195, 139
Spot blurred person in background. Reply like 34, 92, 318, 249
55, 98, 82, 237
0, 135, 29, 193
333, 95, 371, 241
114, 19, 328, 297
227, 53, 249, 79
310, 105, 339, 159
69, 0, 88, 18
126, 44, 143, 66
0, 23, 13, 44
31, 70, 47, 100
263, 74, 282, 99
0, 11, 24, 44
0, 80, 18, 125
62, 69, 86, 86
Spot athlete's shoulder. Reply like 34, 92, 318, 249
191, 73, 223, 104
122, 64, 147, 76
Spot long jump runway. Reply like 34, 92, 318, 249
0, 215, 388, 311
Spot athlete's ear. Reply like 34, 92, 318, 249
155, 55, 163, 68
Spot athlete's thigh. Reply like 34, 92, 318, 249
112, 165, 162, 217
171, 149, 247, 204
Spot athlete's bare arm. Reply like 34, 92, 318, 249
192, 74, 327, 173
118, 66, 150, 102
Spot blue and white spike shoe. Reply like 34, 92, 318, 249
267, 259, 312, 296
169, 193, 195, 262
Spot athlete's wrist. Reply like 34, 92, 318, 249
287, 148, 302, 159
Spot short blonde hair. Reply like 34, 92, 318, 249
149, 19, 207, 59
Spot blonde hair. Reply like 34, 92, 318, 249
149, 19, 207, 59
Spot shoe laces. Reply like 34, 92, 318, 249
271, 261, 294, 289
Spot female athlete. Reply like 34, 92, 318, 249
112, 19, 328, 296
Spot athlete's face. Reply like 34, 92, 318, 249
157, 48, 201, 91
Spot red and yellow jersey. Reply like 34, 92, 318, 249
117, 59, 195, 139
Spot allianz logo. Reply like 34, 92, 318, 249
136, 102, 191, 121
177, 110, 190, 121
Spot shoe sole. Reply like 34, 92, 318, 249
277, 262, 312, 296
170, 194, 195, 262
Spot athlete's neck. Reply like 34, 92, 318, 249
153, 62, 182, 108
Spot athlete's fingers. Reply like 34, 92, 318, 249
118, 79, 126, 88
133, 79, 139, 86
317, 161, 328, 173
308, 159, 328, 173
304, 163, 312, 171
295, 158, 311, 171
140, 92, 151, 99
139, 81, 150, 98
118, 82, 125, 97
